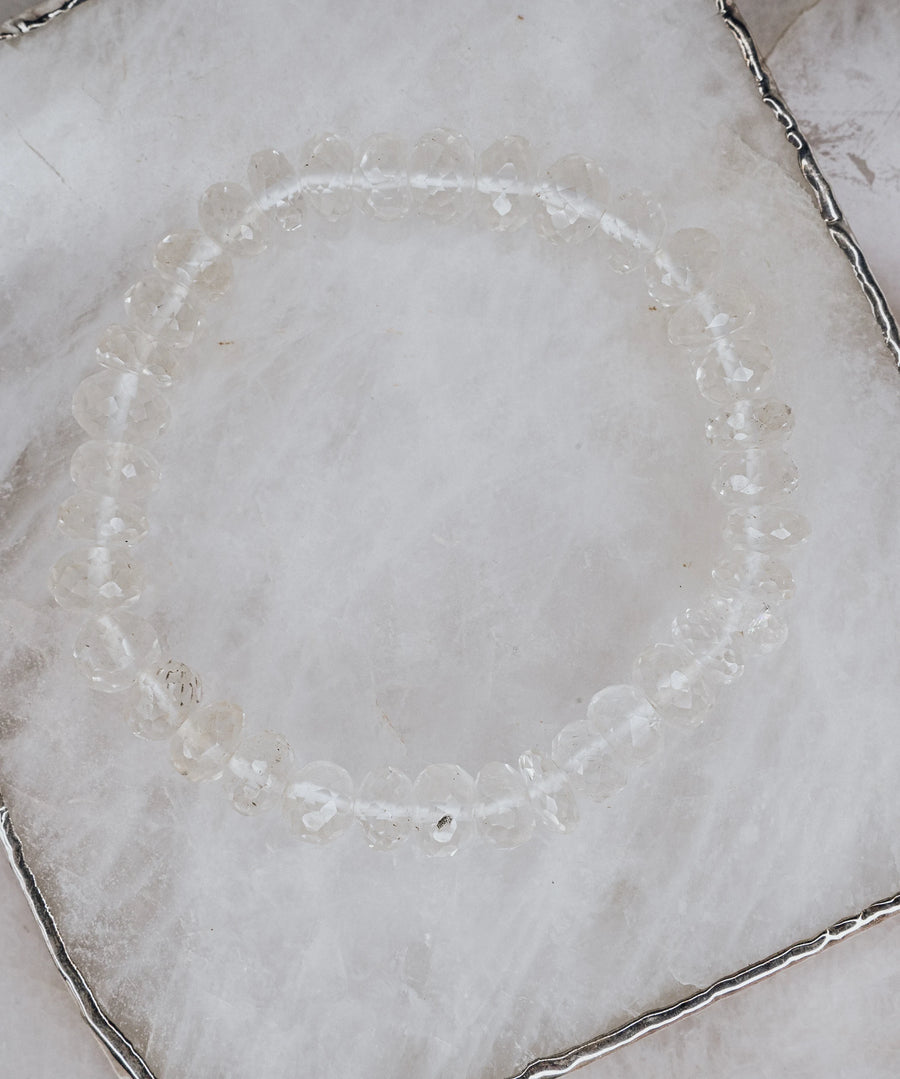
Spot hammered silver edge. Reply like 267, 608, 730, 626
0, 0, 93, 41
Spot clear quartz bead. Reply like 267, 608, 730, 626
283, 761, 355, 844
597, 189, 666, 273
299, 134, 355, 221
712, 552, 795, 605
70, 440, 160, 501
355, 133, 410, 221
713, 449, 799, 503
170, 700, 244, 783
72, 370, 170, 443
518, 751, 579, 833
127, 660, 202, 740
534, 154, 609, 244
248, 149, 305, 231
73, 611, 160, 693
57, 491, 148, 547
475, 135, 535, 231
228, 731, 294, 815
724, 506, 811, 552
154, 230, 234, 300
551, 720, 627, 801
667, 284, 755, 349
124, 274, 204, 349
473, 761, 535, 849
706, 399, 794, 449
412, 763, 476, 857
408, 129, 475, 223
645, 227, 721, 306
49, 546, 142, 610
671, 606, 744, 684
97, 324, 179, 387
585, 683, 662, 766
633, 643, 714, 729
743, 605, 789, 655
356, 767, 414, 850
694, 338, 774, 403
198, 181, 270, 256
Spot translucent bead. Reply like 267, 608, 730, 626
743, 605, 789, 655
154, 230, 234, 300
671, 607, 744, 684
299, 133, 355, 221
49, 546, 142, 611
597, 189, 666, 273
667, 285, 754, 349
283, 761, 355, 844
57, 491, 148, 546
127, 660, 202, 741
633, 643, 713, 729
724, 506, 811, 552
124, 274, 204, 349
247, 149, 305, 232
473, 761, 535, 849
706, 399, 794, 450
518, 751, 579, 833
356, 766, 414, 850
73, 611, 160, 693
228, 730, 294, 815
198, 181, 270, 256
534, 154, 609, 244
694, 338, 774, 403
412, 763, 476, 857
72, 370, 170, 443
585, 684, 662, 766
355, 133, 410, 221
712, 553, 795, 605
475, 135, 535, 231
551, 720, 627, 801
645, 227, 721, 307
408, 129, 475, 223
713, 449, 799, 503
70, 440, 160, 501
170, 700, 244, 783
97, 324, 179, 387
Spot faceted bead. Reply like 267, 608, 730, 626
170, 700, 244, 783
247, 149, 305, 232
667, 285, 754, 349
724, 506, 810, 552
356, 766, 414, 850
551, 720, 627, 801
475, 135, 535, 232
299, 133, 355, 221
597, 189, 666, 273
671, 607, 744, 684
73, 611, 160, 693
198, 181, 270, 256
283, 760, 355, 844
712, 553, 795, 605
49, 546, 142, 611
633, 643, 714, 729
713, 449, 799, 503
127, 660, 202, 741
355, 133, 410, 221
706, 399, 794, 450
412, 763, 476, 857
645, 227, 721, 306
72, 370, 170, 443
124, 274, 204, 349
97, 324, 179, 387
743, 605, 789, 655
57, 491, 148, 546
154, 231, 234, 300
408, 129, 475, 223
586, 683, 662, 766
518, 750, 579, 833
473, 761, 535, 849
534, 154, 609, 244
70, 440, 160, 501
694, 338, 774, 403
228, 730, 294, 815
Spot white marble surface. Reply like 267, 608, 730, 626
0, 1, 899, 1076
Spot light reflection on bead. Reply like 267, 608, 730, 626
154, 231, 234, 300
72, 370, 170, 443
248, 149, 305, 232
743, 605, 789, 656
586, 684, 662, 766
412, 763, 476, 857
170, 700, 243, 782
97, 324, 179, 387
671, 607, 744, 685
475, 135, 535, 232
518, 750, 579, 833
633, 643, 713, 728
73, 610, 160, 693
70, 440, 160, 501
57, 491, 148, 546
355, 133, 410, 221
49, 546, 142, 611
300, 133, 355, 221
474, 761, 535, 849
283, 760, 355, 843
667, 284, 755, 349
356, 766, 414, 850
713, 449, 799, 503
228, 730, 294, 815
551, 720, 627, 801
124, 274, 204, 349
645, 227, 721, 306
598, 189, 666, 273
724, 506, 811, 552
534, 154, 608, 244
712, 553, 795, 605
199, 181, 270, 256
408, 128, 475, 223
695, 338, 774, 403
127, 660, 202, 741
706, 399, 794, 449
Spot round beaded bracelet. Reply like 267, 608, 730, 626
48, 129, 808, 857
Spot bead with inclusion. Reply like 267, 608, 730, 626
57, 491, 148, 547
667, 284, 755, 349
473, 761, 535, 849
724, 506, 810, 552
412, 763, 476, 857
585, 684, 662, 767
408, 129, 475, 223
154, 230, 234, 299
300, 133, 355, 221
645, 227, 721, 306
534, 154, 609, 244
97, 324, 179, 387
551, 719, 627, 801
518, 750, 579, 833
597, 189, 666, 273
671, 606, 744, 685
355, 133, 410, 221
73, 610, 160, 693
475, 135, 535, 231
713, 448, 799, 503
705, 399, 794, 450
228, 731, 294, 815
198, 181, 270, 256
695, 338, 774, 404
70, 440, 160, 501
712, 553, 795, 605
72, 370, 170, 443
170, 700, 244, 783
283, 760, 355, 844
124, 274, 204, 349
127, 660, 203, 740
49, 546, 142, 611
247, 149, 305, 232
743, 604, 789, 656
356, 766, 414, 850
633, 643, 713, 729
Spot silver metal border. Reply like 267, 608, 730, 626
0, 0, 93, 41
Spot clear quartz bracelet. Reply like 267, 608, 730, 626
49, 130, 809, 857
